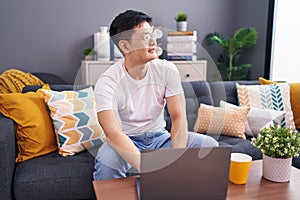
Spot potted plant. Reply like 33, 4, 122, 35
203, 27, 258, 81
175, 12, 188, 32
83, 48, 97, 60
252, 125, 300, 182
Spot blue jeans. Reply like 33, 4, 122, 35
93, 131, 218, 180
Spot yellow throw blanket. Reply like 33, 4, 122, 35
0, 69, 44, 93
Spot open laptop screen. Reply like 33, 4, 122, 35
139, 147, 232, 200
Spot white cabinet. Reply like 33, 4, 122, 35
172, 60, 206, 82
77, 60, 207, 85
76, 61, 115, 85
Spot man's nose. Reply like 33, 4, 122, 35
148, 37, 157, 46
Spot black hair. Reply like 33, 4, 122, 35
109, 10, 152, 46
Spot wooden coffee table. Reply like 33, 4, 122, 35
227, 160, 300, 200
93, 160, 300, 200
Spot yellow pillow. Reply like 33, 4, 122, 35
0, 85, 57, 163
259, 77, 300, 129
258, 77, 277, 85
193, 103, 250, 139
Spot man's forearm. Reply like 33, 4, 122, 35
107, 133, 141, 172
171, 118, 188, 148
167, 94, 188, 148
98, 111, 141, 172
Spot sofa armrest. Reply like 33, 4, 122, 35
0, 113, 16, 200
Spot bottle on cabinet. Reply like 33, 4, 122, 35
96, 26, 110, 61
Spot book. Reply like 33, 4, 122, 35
167, 49, 197, 54
167, 54, 197, 61
168, 31, 197, 36
167, 56, 197, 61
167, 43, 197, 53
167, 41, 197, 48
167, 35, 197, 42
167, 52, 196, 56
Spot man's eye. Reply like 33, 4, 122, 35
144, 34, 151, 41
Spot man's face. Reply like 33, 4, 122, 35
125, 21, 159, 62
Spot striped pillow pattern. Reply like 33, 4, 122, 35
236, 83, 296, 131
41, 87, 105, 156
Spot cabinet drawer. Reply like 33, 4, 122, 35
173, 61, 206, 82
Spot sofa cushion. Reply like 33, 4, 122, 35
14, 150, 96, 200
236, 83, 296, 131
0, 113, 16, 200
41, 87, 105, 156
193, 103, 249, 139
0, 85, 57, 163
32, 72, 66, 85
293, 155, 300, 169
230, 140, 262, 160
165, 81, 213, 132
259, 77, 300, 130
209, 80, 259, 106
213, 135, 262, 160
22, 84, 90, 93
220, 100, 285, 137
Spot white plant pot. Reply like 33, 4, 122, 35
176, 21, 187, 32
263, 154, 292, 182
85, 55, 95, 60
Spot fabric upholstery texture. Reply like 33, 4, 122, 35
23, 84, 90, 93
0, 69, 44, 93
259, 77, 300, 130
9, 84, 98, 200
41, 87, 105, 156
32, 72, 66, 85
0, 85, 57, 163
14, 150, 96, 200
258, 77, 277, 85
165, 81, 213, 132
0, 113, 16, 199
209, 80, 260, 106
193, 103, 249, 139
236, 83, 296, 131
220, 100, 285, 137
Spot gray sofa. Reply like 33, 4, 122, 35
1, 79, 299, 200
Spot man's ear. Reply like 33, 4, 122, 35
119, 40, 130, 54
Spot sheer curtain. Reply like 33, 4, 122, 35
270, 0, 300, 82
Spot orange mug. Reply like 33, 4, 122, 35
229, 153, 252, 184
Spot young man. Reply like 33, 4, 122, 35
93, 10, 218, 180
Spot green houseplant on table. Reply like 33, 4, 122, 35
203, 27, 258, 81
252, 125, 300, 182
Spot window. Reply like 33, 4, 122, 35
270, 0, 300, 82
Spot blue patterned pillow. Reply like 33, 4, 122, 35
41, 87, 106, 156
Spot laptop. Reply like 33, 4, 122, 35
137, 146, 232, 200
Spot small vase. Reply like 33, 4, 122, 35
262, 154, 292, 182
97, 26, 110, 61
176, 21, 187, 32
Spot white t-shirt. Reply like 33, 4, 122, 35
94, 59, 183, 136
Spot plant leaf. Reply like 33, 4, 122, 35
234, 27, 258, 48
